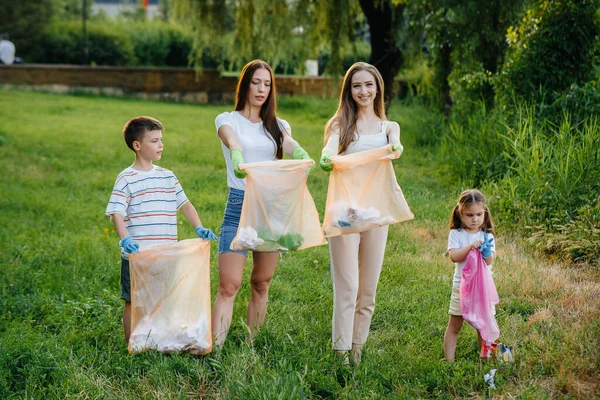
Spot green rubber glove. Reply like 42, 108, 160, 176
230, 148, 246, 179
292, 146, 315, 171
319, 150, 334, 172
388, 144, 404, 154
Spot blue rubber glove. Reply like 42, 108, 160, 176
195, 226, 218, 241
479, 233, 494, 259
338, 220, 351, 227
320, 150, 334, 172
120, 236, 139, 254
230, 148, 246, 179
292, 146, 315, 172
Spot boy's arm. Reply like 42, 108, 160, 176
110, 213, 139, 254
180, 202, 218, 240
110, 213, 130, 240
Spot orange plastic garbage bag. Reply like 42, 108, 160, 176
230, 159, 327, 252
322, 144, 414, 237
128, 239, 212, 355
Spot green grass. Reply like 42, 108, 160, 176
0, 90, 598, 398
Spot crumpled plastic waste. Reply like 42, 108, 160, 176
498, 343, 515, 362
480, 341, 499, 358
130, 317, 210, 355
235, 227, 304, 251
328, 203, 394, 229
234, 227, 266, 249
484, 369, 497, 389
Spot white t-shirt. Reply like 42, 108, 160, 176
447, 229, 495, 289
215, 111, 291, 190
105, 165, 189, 258
342, 121, 390, 155
0, 40, 15, 65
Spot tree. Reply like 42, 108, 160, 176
360, 0, 406, 105
404, 0, 528, 114
498, 0, 600, 105
171, 0, 408, 103
0, 0, 55, 59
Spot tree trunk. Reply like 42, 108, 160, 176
440, 40, 453, 117
359, 0, 405, 107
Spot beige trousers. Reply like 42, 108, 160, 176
329, 225, 389, 351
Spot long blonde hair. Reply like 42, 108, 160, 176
324, 62, 386, 154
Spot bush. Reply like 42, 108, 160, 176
542, 80, 600, 124
497, 0, 600, 105
528, 200, 600, 263
440, 103, 508, 186
0, 0, 55, 60
485, 113, 600, 262
29, 21, 136, 66
122, 21, 194, 67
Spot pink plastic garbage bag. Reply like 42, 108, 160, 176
460, 248, 500, 343
230, 159, 326, 252
128, 239, 212, 355
321, 145, 414, 237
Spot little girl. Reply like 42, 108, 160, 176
444, 189, 496, 361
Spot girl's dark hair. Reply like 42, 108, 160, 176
449, 189, 495, 233
122, 116, 164, 151
234, 59, 284, 159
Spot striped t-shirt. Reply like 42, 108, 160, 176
106, 165, 188, 257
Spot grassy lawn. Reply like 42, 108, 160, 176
0, 90, 598, 399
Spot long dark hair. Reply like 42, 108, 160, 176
324, 62, 386, 154
449, 189, 495, 234
234, 60, 284, 159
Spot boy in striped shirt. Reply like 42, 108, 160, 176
106, 116, 217, 342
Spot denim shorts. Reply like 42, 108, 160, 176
120, 257, 131, 302
218, 188, 248, 257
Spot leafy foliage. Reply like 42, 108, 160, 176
25, 20, 196, 67
442, 102, 600, 263
0, 0, 55, 59
404, 0, 528, 114
27, 21, 136, 66
497, 0, 600, 105
171, 0, 364, 75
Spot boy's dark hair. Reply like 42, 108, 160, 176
122, 116, 164, 151
449, 189, 495, 234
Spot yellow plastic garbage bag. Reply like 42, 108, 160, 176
128, 239, 212, 355
231, 159, 327, 252
322, 144, 414, 237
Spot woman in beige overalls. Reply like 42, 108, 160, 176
319, 62, 403, 364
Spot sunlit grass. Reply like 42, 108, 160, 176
0, 90, 598, 398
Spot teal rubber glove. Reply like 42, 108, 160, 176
120, 236, 139, 254
319, 150, 334, 172
230, 148, 246, 179
479, 233, 494, 259
292, 146, 315, 171
195, 226, 218, 241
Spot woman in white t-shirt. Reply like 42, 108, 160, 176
213, 59, 313, 347
319, 62, 404, 364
